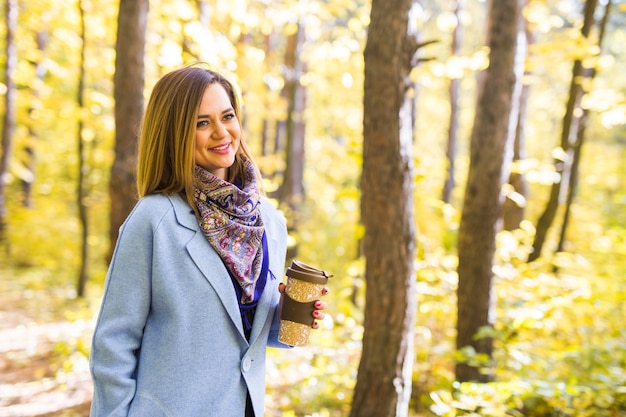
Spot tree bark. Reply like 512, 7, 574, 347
349, 1, 418, 416
556, 0, 612, 255
278, 22, 306, 204
502, 90, 529, 230
21, 31, 48, 208
76, 0, 89, 298
442, 0, 464, 204
503, 13, 532, 231
109, 0, 148, 260
277, 22, 307, 259
455, 0, 524, 383
529, 0, 598, 262
0, 0, 17, 243
261, 32, 277, 160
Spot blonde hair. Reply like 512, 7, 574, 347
136, 63, 260, 213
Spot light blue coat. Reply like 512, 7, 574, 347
90, 193, 289, 417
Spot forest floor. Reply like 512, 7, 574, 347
0, 270, 94, 417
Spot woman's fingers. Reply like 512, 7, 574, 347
314, 300, 327, 310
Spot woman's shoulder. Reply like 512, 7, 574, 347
121, 194, 178, 231
132, 194, 174, 217
115, 194, 195, 246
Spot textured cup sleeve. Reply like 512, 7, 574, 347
280, 293, 316, 325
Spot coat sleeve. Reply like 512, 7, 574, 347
267, 303, 294, 348
90, 202, 159, 417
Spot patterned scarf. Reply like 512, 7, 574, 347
193, 159, 265, 304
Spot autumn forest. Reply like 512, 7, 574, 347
1, 0, 625, 416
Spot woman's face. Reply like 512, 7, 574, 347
194, 83, 241, 180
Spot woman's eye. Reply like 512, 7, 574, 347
196, 120, 209, 128
224, 113, 235, 121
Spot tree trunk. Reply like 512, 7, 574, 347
261, 32, 277, 160
556, 0, 612, 255
502, 87, 530, 230
278, 23, 306, 204
109, 0, 149, 260
503, 13, 532, 231
277, 22, 307, 259
22, 31, 48, 208
442, 0, 464, 204
349, 1, 419, 416
455, 0, 524, 383
556, 116, 584, 256
76, 0, 89, 298
0, 0, 17, 243
529, 0, 598, 262
196, 0, 209, 27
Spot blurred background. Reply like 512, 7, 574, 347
0, 0, 625, 416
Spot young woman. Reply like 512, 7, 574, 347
90, 64, 328, 417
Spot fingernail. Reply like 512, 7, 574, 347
315, 301, 321, 308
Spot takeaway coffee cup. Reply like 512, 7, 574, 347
278, 260, 332, 346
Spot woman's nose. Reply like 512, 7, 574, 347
213, 122, 228, 138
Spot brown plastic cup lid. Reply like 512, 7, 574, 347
285, 260, 332, 285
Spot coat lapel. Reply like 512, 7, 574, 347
168, 194, 246, 340
248, 225, 280, 344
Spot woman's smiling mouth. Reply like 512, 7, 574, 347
210, 143, 231, 153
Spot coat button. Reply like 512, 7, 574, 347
242, 356, 252, 372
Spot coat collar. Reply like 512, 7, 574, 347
166, 193, 280, 345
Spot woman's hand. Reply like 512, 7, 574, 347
278, 283, 329, 329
